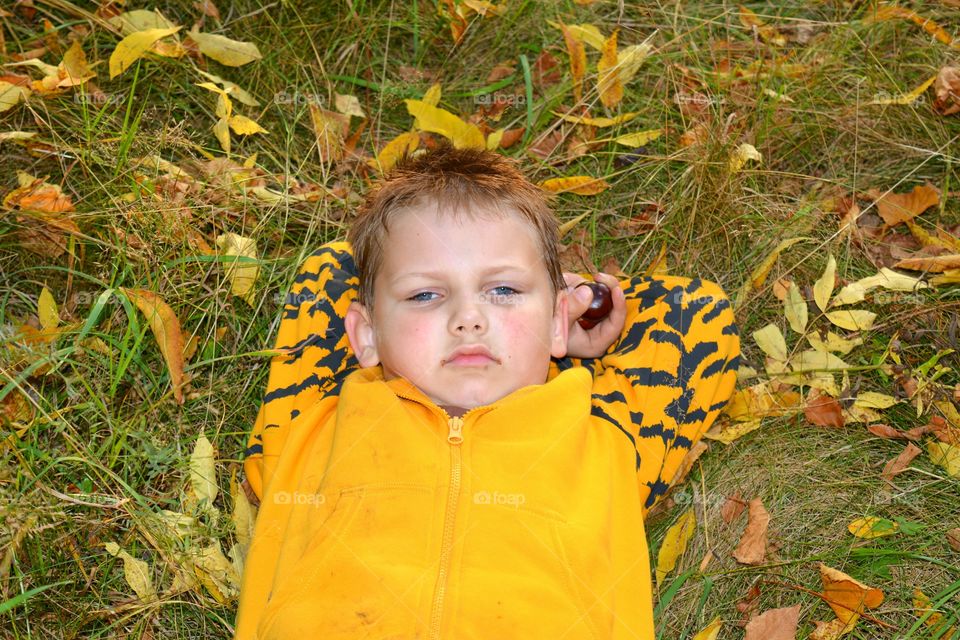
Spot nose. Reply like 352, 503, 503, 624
448, 294, 488, 335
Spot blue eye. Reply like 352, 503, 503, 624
408, 292, 438, 302
491, 286, 519, 297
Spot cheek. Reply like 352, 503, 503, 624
497, 308, 553, 354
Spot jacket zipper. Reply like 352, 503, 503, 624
428, 414, 464, 639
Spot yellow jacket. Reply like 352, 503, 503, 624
236, 244, 740, 639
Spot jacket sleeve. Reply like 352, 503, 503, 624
243, 242, 360, 500
580, 275, 740, 514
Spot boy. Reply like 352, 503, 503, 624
236, 144, 740, 639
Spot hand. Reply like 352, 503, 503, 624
562, 271, 627, 359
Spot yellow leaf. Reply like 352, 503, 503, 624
486, 128, 504, 151
404, 99, 485, 149
0, 82, 30, 114
931, 269, 960, 286
558, 212, 589, 238
867, 6, 960, 50
703, 418, 763, 444
197, 70, 259, 106
752, 323, 788, 361
868, 183, 941, 229
553, 111, 638, 127
750, 237, 805, 289
58, 41, 96, 88
213, 117, 231, 154
617, 44, 652, 84
738, 6, 787, 46
422, 83, 442, 107
814, 254, 836, 312
548, 21, 606, 51
228, 114, 268, 135
809, 619, 850, 640
818, 563, 884, 627
190, 434, 218, 508
539, 176, 610, 195
789, 349, 850, 373
869, 74, 938, 105
597, 29, 623, 108
216, 233, 259, 305
308, 105, 348, 163
914, 588, 958, 639
928, 441, 960, 478
807, 331, 862, 355
108, 9, 177, 34
122, 289, 186, 403
729, 142, 762, 173
691, 616, 722, 640
853, 392, 897, 409
825, 309, 876, 331
187, 28, 262, 66
848, 516, 899, 539
231, 470, 255, 549
104, 542, 158, 603
369, 131, 420, 173
38, 286, 59, 331
192, 543, 241, 603
784, 280, 808, 334
614, 129, 662, 146
559, 22, 586, 102
109, 27, 182, 79
656, 508, 696, 585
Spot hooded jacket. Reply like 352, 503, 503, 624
236, 244, 740, 639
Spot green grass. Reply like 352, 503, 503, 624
1, 1, 959, 637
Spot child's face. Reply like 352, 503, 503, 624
345, 201, 569, 410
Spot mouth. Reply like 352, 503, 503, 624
443, 345, 500, 367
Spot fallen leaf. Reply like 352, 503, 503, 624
809, 619, 848, 640
122, 289, 185, 403
732, 498, 769, 565
369, 131, 419, 173
927, 441, 960, 477
825, 309, 876, 331
104, 541, 158, 603
540, 176, 610, 195
721, 491, 747, 524
192, 542, 240, 603
807, 331, 862, 355
548, 22, 605, 51
750, 237, 806, 289
670, 441, 708, 486
867, 423, 918, 441
789, 349, 850, 373
752, 324, 788, 361
405, 99, 485, 149
784, 281, 808, 334
616, 44, 651, 85
818, 563, 884, 628
813, 254, 836, 312
187, 28, 261, 66
597, 29, 623, 108
946, 528, 960, 552
867, 6, 960, 50
854, 392, 897, 410
805, 388, 845, 427
0, 82, 32, 112
691, 617, 722, 640
848, 516, 899, 539
335, 93, 365, 118
913, 588, 958, 639
867, 183, 940, 229
559, 22, 586, 103
656, 508, 696, 585
869, 75, 938, 105
527, 129, 563, 160
729, 142, 762, 173
108, 9, 177, 34
228, 114, 267, 136
189, 434, 218, 510
216, 233, 259, 306
895, 253, 960, 272
933, 66, 960, 115
4, 171, 75, 213
739, 6, 787, 46
882, 442, 922, 480
308, 105, 349, 163
553, 111, 638, 128
743, 604, 800, 640
614, 129, 662, 146
703, 418, 764, 444
37, 285, 59, 331
110, 27, 182, 79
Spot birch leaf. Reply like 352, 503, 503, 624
826, 309, 876, 331
656, 508, 696, 585
122, 289, 185, 403
784, 281, 808, 334
814, 254, 836, 311
109, 27, 182, 79
187, 28, 262, 66
614, 129, 662, 146
404, 99, 485, 149
369, 131, 419, 173
190, 434, 218, 507
539, 176, 610, 195
104, 542, 158, 602
216, 233, 259, 306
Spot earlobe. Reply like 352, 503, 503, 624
551, 290, 569, 359
345, 302, 381, 367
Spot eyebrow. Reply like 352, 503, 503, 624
391, 265, 527, 285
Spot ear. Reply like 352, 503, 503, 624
550, 288, 569, 359
345, 301, 381, 367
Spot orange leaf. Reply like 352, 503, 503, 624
867, 423, 919, 441
540, 176, 610, 195
3, 173, 75, 213
895, 253, 960, 273
882, 442, 922, 481
732, 498, 769, 565
868, 6, 960, 49
597, 29, 623, 108
818, 563, 884, 627
804, 388, 845, 428
738, 6, 786, 46
122, 289, 186, 404
866, 183, 940, 229
559, 21, 586, 103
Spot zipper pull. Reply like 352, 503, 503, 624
447, 416, 464, 445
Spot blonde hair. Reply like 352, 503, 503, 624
348, 143, 564, 311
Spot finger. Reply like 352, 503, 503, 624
567, 282, 595, 320
562, 272, 587, 289
593, 272, 626, 327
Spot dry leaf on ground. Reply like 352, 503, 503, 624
656, 508, 696, 585
743, 604, 800, 640
848, 516, 899, 539
867, 183, 940, 229
933, 66, 960, 115
805, 388, 845, 428
721, 491, 747, 524
122, 288, 186, 404
597, 29, 623, 108
946, 528, 960, 552
818, 563, 884, 628
540, 176, 610, 195
691, 617, 722, 640
732, 498, 769, 565
882, 442, 922, 481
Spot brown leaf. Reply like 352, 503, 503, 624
532, 50, 561, 90
805, 388, 845, 428
735, 582, 761, 619
895, 253, 960, 273
732, 498, 769, 565
670, 441, 708, 486
558, 227, 593, 273
947, 528, 960, 552
194, 0, 220, 20
743, 604, 800, 640
881, 442, 922, 481
4, 174, 75, 213
867, 423, 919, 441
498, 127, 524, 149
122, 289, 186, 404
486, 61, 515, 83
527, 128, 563, 160
721, 491, 747, 524
867, 183, 940, 229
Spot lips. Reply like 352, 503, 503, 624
443, 344, 499, 367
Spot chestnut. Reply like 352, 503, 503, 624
576, 281, 613, 330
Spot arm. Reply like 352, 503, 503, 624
242, 242, 360, 501
585, 275, 741, 514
